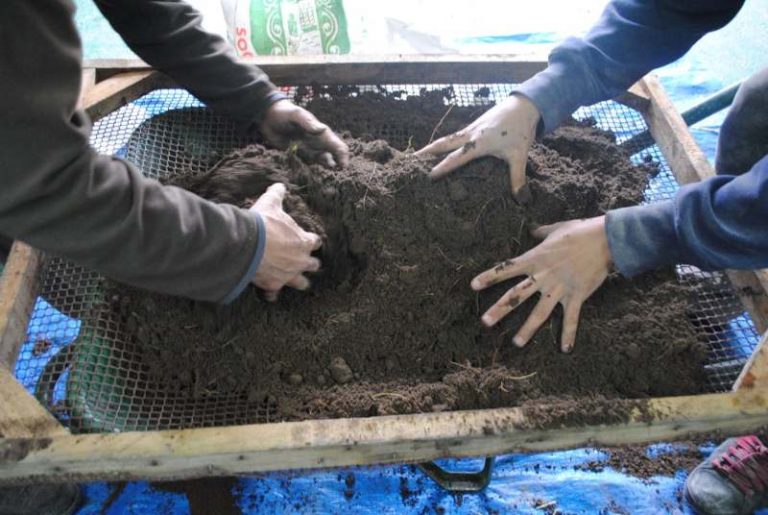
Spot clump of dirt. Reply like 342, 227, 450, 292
577, 444, 705, 479
517, 395, 654, 431
103, 91, 706, 425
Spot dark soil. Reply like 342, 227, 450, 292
103, 91, 707, 425
578, 444, 705, 479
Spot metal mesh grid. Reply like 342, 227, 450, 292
13, 83, 760, 434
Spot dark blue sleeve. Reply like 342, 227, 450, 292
606, 154, 768, 275
516, 0, 744, 134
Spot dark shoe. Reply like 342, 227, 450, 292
0, 483, 82, 515
685, 435, 768, 514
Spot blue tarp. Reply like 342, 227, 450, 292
75, 449, 704, 514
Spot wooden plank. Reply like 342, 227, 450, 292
79, 68, 97, 107
639, 74, 768, 334
758, 270, 768, 294
0, 243, 41, 369
0, 390, 766, 485
734, 331, 768, 390
0, 367, 66, 439
639, 75, 714, 185
726, 270, 768, 334
84, 71, 174, 121
0, 218, 61, 441
84, 55, 548, 86
614, 82, 651, 112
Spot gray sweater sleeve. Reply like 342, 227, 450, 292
94, 0, 287, 129
0, 0, 266, 302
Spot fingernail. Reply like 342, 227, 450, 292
471, 278, 482, 290
481, 314, 494, 327
512, 335, 525, 347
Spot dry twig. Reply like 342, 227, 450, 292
371, 392, 409, 401
428, 104, 455, 145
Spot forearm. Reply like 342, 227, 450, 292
606, 154, 768, 276
94, 0, 285, 129
517, 0, 743, 134
1, 0, 263, 302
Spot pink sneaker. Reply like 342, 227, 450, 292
685, 435, 768, 514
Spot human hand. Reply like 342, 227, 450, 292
249, 183, 322, 301
471, 216, 612, 352
416, 94, 540, 195
260, 99, 350, 168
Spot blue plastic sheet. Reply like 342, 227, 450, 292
75, 450, 700, 514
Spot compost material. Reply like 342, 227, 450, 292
105, 91, 706, 424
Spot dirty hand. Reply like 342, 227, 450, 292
416, 94, 540, 195
260, 99, 350, 169
471, 216, 611, 352
249, 183, 322, 301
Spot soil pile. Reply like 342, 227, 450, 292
105, 92, 706, 423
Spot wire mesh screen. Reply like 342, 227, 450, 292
13, 83, 761, 434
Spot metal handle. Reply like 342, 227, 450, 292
418, 456, 496, 493
34, 345, 74, 413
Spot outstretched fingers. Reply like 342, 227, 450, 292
480, 277, 538, 327
512, 292, 560, 347
507, 149, 529, 195
530, 221, 567, 241
416, 129, 470, 157
471, 256, 528, 291
560, 300, 582, 353
427, 140, 482, 179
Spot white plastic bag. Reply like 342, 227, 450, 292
221, 0, 350, 56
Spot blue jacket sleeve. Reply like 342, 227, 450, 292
606, 155, 768, 275
516, 0, 744, 134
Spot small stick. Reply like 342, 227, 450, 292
405, 135, 415, 153
490, 345, 500, 367
371, 392, 409, 401
428, 104, 455, 144
435, 246, 460, 268
512, 217, 527, 248
448, 276, 463, 291
505, 371, 538, 381
449, 360, 479, 372
473, 198, 495, 227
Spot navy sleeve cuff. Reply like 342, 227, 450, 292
220, 211, 267, 304
514, 60, 586, 136
253, 89, 289, 123
605, 201, 681, 277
